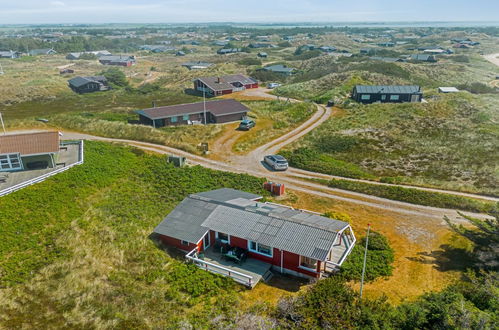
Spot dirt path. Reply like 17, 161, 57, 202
483, 53, 499, 67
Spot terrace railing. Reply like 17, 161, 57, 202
0, 140, 84, 197
325, 232, 357, 272
185, 248, 254, 287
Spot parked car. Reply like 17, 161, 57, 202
327, 99, 335, 107
267, 82, 281, 89
263, 155, 289, 171
239, 119, 256, 130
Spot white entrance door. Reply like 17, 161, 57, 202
203, 233, 210, 249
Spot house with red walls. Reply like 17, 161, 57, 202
153, 188, 356, 288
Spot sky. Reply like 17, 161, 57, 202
0, 0, 498, 25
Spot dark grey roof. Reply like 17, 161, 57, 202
136, 99, 249, 120
153, 189, 350, 260
263, 64, 295, 73
196, 74, 257, 92
354, 85, 421, 94
153, 197, 213, 243
195, 188, 261, 202
68, 76, 107, 88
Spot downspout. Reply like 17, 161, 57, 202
280, 249, 283, 274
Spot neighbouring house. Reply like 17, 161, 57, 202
0, 50, 20, 59
438, 87, 459, 93
352, 85, 423, 104
360, 48, 375, 55
59, 68, 74, 74
68, 76, 109, 94
423, 48, 451, 55
153, 188, 356, 286
0, 131, 61, 172
451, 38, 480, 46
257, 52, 268, 58
99, 55, 135, 66
217, 48, 242, 55
66, 50, 111, 60
369, 56, 405, 63
139, 45, 174, 53
410, 54, 437, 62
136, 99, 249, 127
193, 74, 258, 96
261, 64, 295, 75
453, 43, 472, 49
181, 61, 214, 70
29, 48, 57, 56
377, 42, 395, 47
319, 46, 336, 52
212, 40, 229, 47
248, 43, 275, 48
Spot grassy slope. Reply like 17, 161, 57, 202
0, 141, 268, 328
277, 54, 499, 195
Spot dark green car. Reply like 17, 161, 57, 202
239, 119, 256, 130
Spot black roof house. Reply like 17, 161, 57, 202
352, 85, 422, 104
68, 76, 109, 94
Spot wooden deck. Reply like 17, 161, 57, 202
188, 247, 272, 288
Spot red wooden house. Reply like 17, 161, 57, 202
193, 74, 258, 96
153, 188, 356, 288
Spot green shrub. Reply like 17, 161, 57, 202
237, 57, 262, 66
341, 231, 395, 282
457, 82, 498, 94
280, 148, 374, 179
325, 179, 493, 213
101, 67, 129, 88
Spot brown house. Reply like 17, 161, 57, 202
193, 74, 258, 96
137, 99, 249, 127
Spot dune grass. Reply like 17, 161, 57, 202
0, 141, 268, 328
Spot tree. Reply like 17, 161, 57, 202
101, 67, 129, 88
444, 210, 499, 271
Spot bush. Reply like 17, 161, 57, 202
237, 57, 262, 66
326, 178, 494, 213
101, 67, 129, 88
277, 41, 292, 47
280, 147, 374, 179
341, 231, 395, 282
457, 82, 498, 94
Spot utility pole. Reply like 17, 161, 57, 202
0, 112, 6, 134
359, 223, 371, 299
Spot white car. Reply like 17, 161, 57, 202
264, 155, 289, 171
267, 83, 281, 89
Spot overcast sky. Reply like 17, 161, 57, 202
0, 0, 498, 24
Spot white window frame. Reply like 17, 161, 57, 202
0, 153, 23, 171
171, 116, 178, 123
181, 240, 190, 246
360, 94, 371, 100
182, 114, 189, 121
389, 94, 400, 101
248, 240, 273, 257
299, 255, 319, 272
215, 232, 230, 244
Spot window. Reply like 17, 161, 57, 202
381, 94, 387, 100
389, 94, 400, 101
182, 114, 189, 121
0, 153, 22, 171
248, 241, 273, 257
300, 256, 318, 270
171, 116, 178, 123
360, 94, 370, 100
216, 232, 229, 243
181, 240, 189, 246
